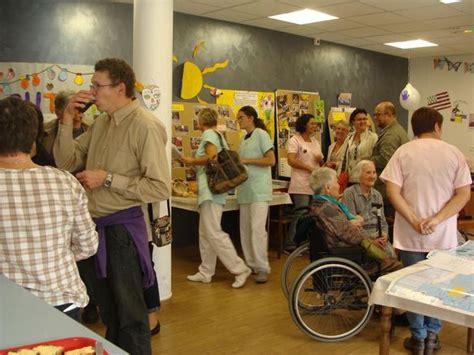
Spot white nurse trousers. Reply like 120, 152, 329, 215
239, 202, 271, 273
198, 200, 248, 278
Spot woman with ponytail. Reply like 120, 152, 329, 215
235, 106, 275, 283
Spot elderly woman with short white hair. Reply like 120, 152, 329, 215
307, 167, 401, 274
342, 160, 396, 258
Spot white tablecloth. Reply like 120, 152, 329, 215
172, 192, 292, 212
369, 262, 474, 328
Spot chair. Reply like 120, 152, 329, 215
269, 206, 293, 259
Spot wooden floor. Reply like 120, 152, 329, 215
88, 246, 468, 355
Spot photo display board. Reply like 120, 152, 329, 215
275, 89, 322, 178
171, 102, 237, 182
216, 89, 276, 140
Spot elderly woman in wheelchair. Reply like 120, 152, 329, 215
283, 167, 402, 342
342, 160, 397, 259
308, 167, 401, 275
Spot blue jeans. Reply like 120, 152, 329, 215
399, 250, 442, 340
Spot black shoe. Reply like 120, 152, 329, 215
150, 320, 161, 335
81, 303, 99, 324
425, 331, 440, 354
404, 336, 425, 355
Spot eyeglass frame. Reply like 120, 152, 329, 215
89, 82, 119, 91
373, 112, 387, 118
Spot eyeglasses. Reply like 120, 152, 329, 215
373, 112, 387, 117
90, 82, 117, 91
354, 117, 368, 122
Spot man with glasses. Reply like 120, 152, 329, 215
54, 58, 169, 355
371, 102, 409, 206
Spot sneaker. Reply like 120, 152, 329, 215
255, 271, 269, 284
81, 303, 99, 324
425, 331, 441, 353
187, 272, 211, 283
283, 246, 297, 255
232, 267, 252, 288
404, 336, 425, 355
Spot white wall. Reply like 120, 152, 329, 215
410, 55, 474, 171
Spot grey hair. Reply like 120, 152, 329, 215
198, 108, 218, 128
309, 167, 337, 194
350, 159, 375, 182
54, 90, 75, 114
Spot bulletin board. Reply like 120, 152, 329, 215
171, 102, 238, 181
216, 89, 276, 140
275, 89, 322, 178
327, 108, 376, 144
0, 62, 97, 122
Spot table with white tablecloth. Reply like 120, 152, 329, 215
369, 262, 474, 354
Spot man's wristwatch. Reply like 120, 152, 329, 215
104, 173, 113, 188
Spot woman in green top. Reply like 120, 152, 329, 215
182, 108, 251, 289
236, 106, 276, 283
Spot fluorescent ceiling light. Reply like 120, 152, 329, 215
440, 0, 461, 4
384, 39, 438, 49
269, 9, 338, 25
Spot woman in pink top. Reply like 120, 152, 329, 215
381, 107, 471, 355
284, 113, 323, 252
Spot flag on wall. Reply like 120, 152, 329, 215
427, 91, 451, 111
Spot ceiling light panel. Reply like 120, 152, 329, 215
269, 9, 338, 25
384, 39, 439, 48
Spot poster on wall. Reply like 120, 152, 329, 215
171, 102, 237, 184
0, 62, 96, 122
275, 89, 322, 178
216, 89, 275, 140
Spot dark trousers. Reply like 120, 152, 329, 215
83, 224, 151, 355
143, 242, 160, 312
79, 242, 161, 313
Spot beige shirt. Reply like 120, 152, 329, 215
54, 99, 170, 217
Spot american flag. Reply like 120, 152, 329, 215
427, 91, 451, 111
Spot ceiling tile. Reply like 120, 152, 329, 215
434, 34, 474, 45
358, 0, 439, 12
317, 2, 384, 18
349, 12, 410, 26
339, 26, 391, 38
231, 1, 301, 17
332, 37, 375, 47
174, 0, 220, 14
279, 0, 353, 7
191, 0, 255, 7
425, 15, 474, 30
364, 33, 413, 44
318, 32, 354, 41
393, 4, 463, 20
382, 21, 437, 33
306, 19, 364, 32
282, 25, 327, 36
202, 9, 259, 22
445, 0, 474, 15
242, 17, 294, 30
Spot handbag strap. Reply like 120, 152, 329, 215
147, 200, 170, 221
212, 129, 229, 150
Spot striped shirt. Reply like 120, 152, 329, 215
0, 166, 98, 307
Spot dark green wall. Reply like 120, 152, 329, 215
0, 1, 408, 128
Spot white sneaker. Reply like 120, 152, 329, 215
187, 272, 211, 283
232, 267, 252, 289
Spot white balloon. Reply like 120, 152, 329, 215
399, 83, 421, 111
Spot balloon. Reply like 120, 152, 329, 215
399, 83, 421, 111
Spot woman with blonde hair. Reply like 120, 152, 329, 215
326, 120, 349, 172
183, 108, 251, 288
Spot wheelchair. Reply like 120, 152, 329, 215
281, 208, 376, 342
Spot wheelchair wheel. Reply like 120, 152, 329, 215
280, 242, 310, 298
289, 257, 374, 342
